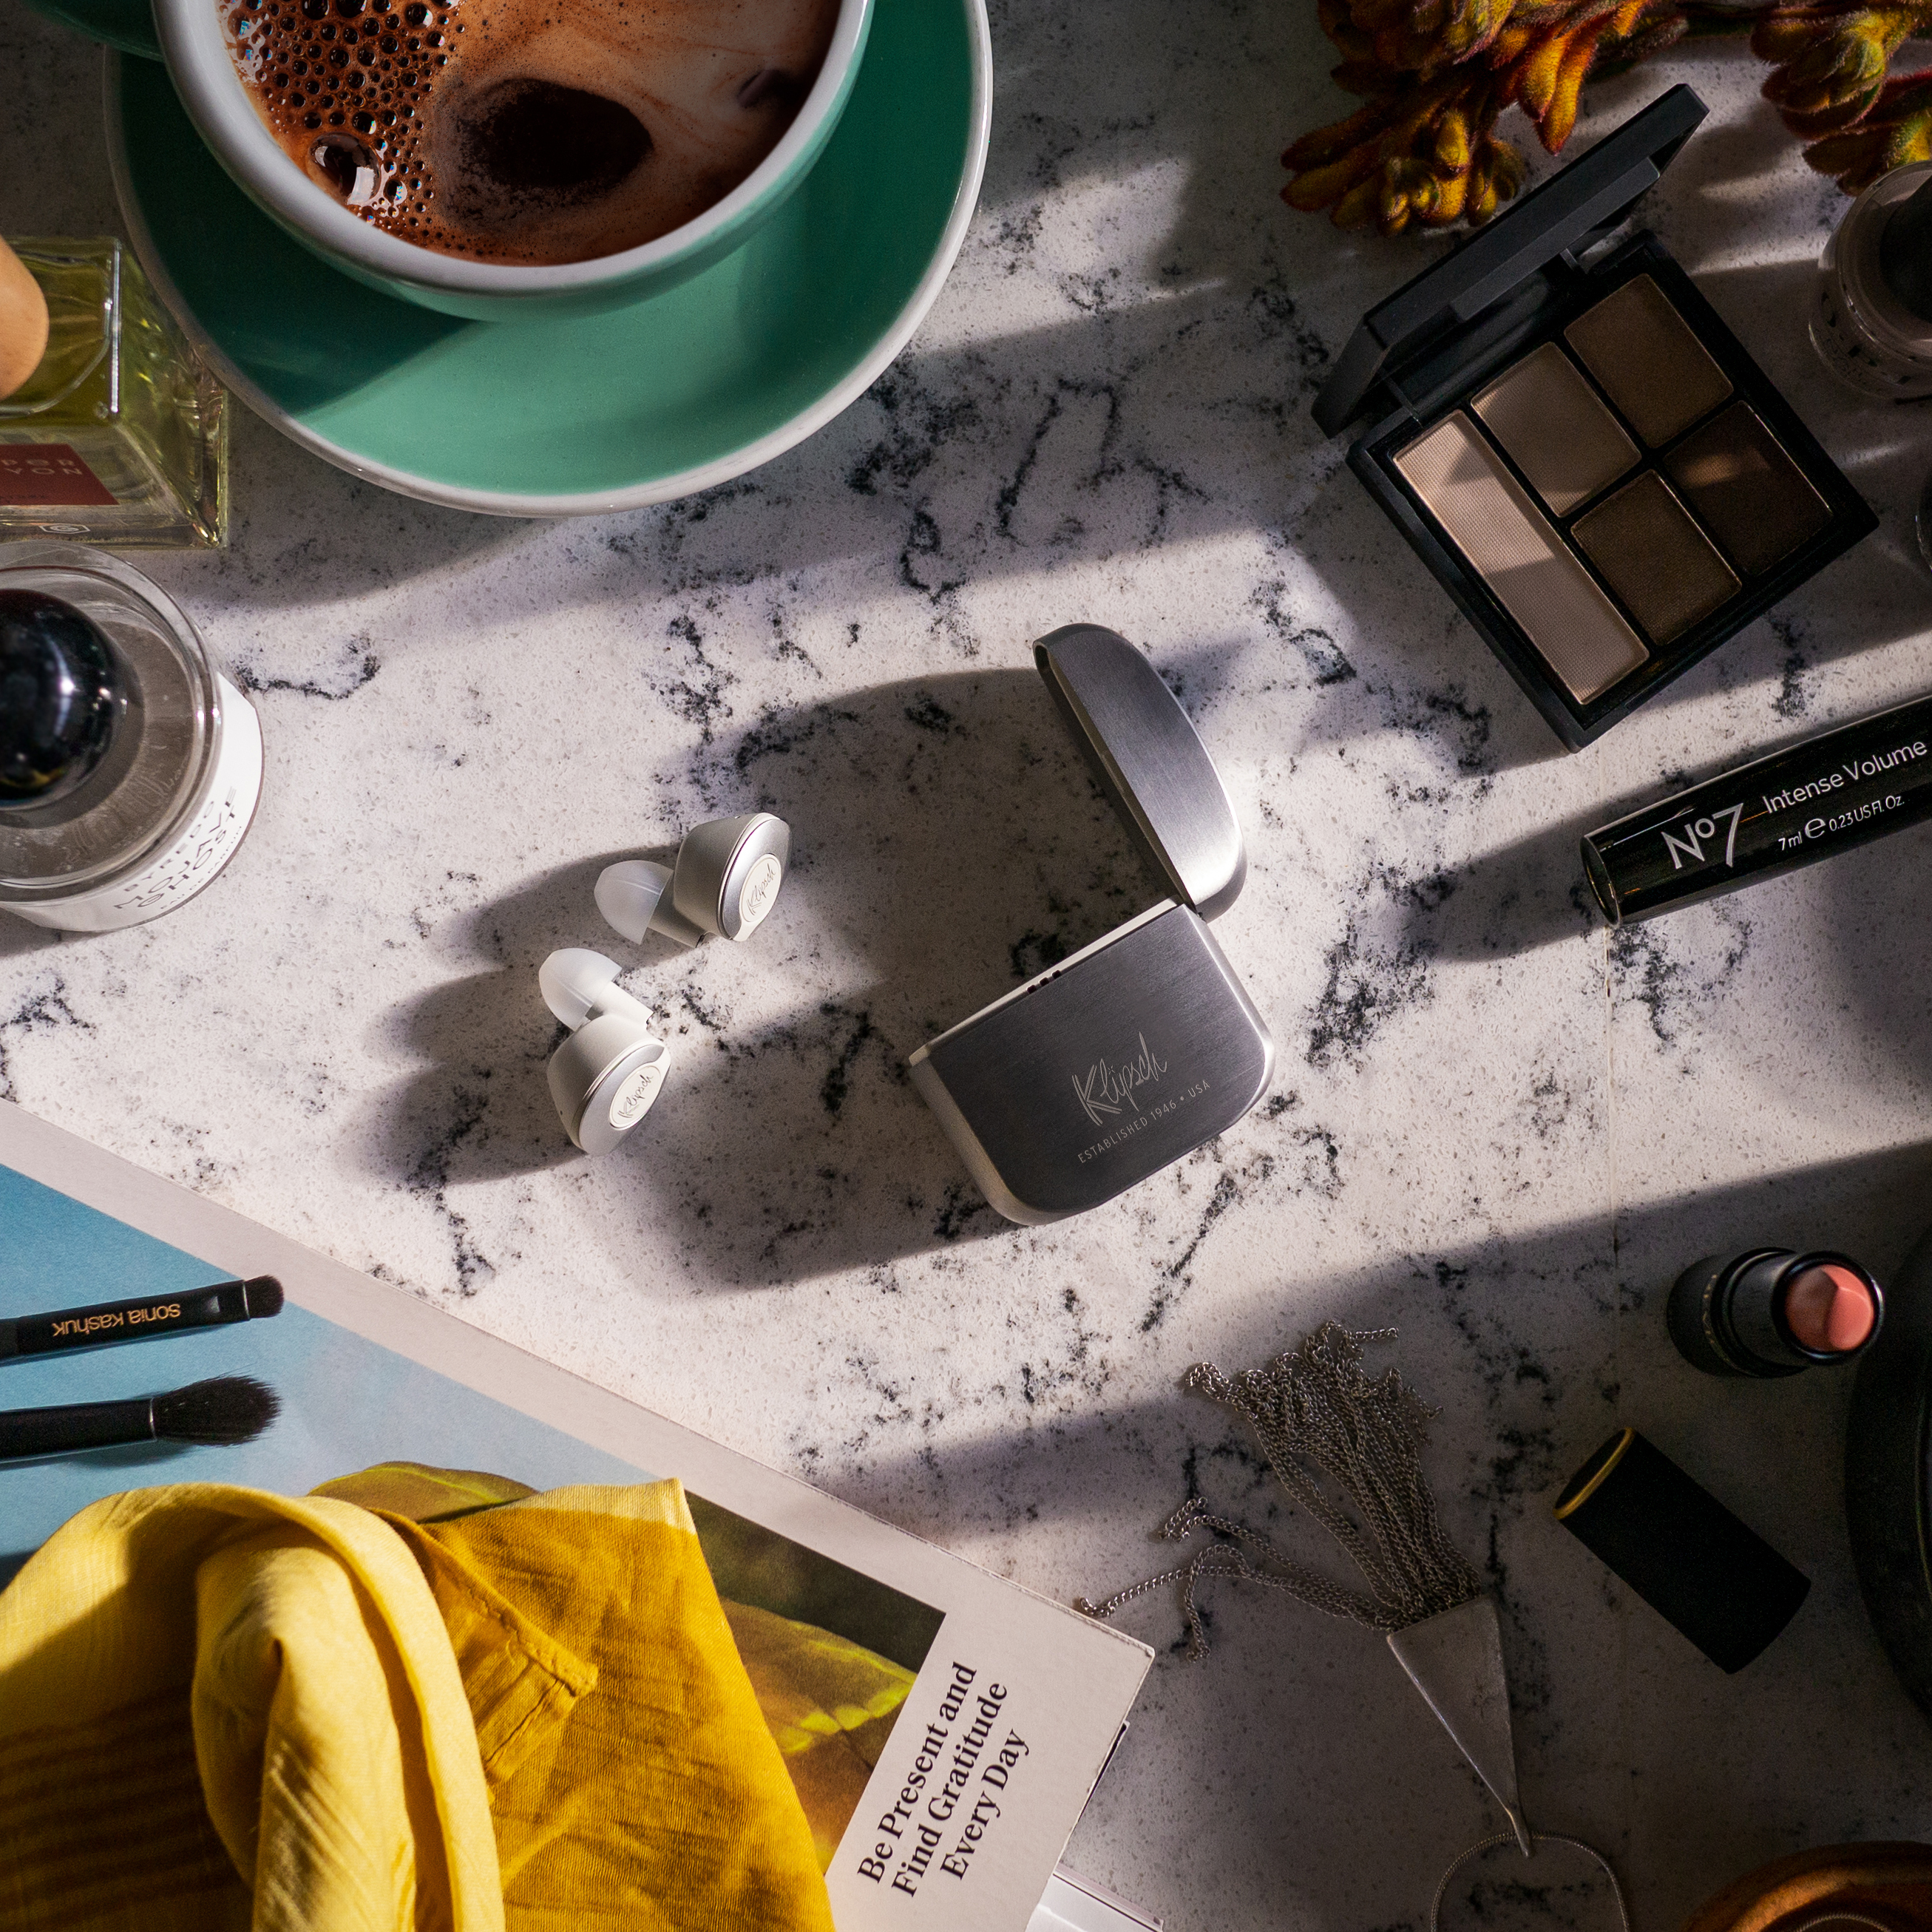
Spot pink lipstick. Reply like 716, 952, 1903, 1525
1668, 1248, 1883, 1379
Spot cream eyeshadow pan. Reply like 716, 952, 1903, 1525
1393, 275, 1828, 688
1392, 414, 1647, 702
1472, 342, 1637, 514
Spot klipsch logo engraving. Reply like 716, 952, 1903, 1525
1072, 1033, 1169, 1127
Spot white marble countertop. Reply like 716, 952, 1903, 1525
7, 5, 1932, 1926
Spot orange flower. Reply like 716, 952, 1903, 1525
1282, 0, 1682, 231
1281, 0, 1932, 237
1797, 64, 1932, 185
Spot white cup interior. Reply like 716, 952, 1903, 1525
155, 0, 871, 294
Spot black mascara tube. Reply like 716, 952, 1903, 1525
0, 1275, 282, 1361
1582, 695, 1932, 924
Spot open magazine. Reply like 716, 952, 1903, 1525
0, 1099, 1153, 1932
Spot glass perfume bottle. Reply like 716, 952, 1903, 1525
0, 238, 228, 547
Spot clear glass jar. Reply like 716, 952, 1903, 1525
1811, 163, 1932, 399
0, 239, 228, 547
0, 544, 262, 932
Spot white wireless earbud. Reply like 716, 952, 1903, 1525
596, 812, 791, 948
539, 949, 670, 1155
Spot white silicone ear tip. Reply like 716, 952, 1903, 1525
596, 860, 675, 945
538, 947, 620, 1028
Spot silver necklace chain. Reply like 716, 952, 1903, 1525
1075, 1326, 1485, 1650
1431, 1832, 1631, 1932
1081, 1326, 1633, 1931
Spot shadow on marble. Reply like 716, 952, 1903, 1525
846, 1135, 1932, 1929
973, 0, 1338, 294
1397, 812, 1604, 963
143, 268, 1333, 614
159, 417, 540, 611
0, 920, 67, 960
1270, 488, 1587, 777
384, 952, 1000, 1295
1817, 821, 1932, 1089
1665, 67, 1791, 184
1400, 749, 1733, 964
385, 967, 579, 1191
694, 665, 1167, 1010
378, 668, 1209, 1279
878, 1131, 1932, 1536
384, 909, 1000, 1288
376, 846, 689, 1193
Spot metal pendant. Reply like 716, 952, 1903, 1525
1387, 1593, 1531, 1856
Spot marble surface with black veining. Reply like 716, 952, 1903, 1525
7, 4, 1932, 1926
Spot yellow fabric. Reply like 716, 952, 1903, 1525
308, 1464, 538, 1522
721, 1600, 915, 1870
0, 1478, 836, 1932
402, 1485, 835, 1932
0, 1484, 501, 1932
495, 1482, 695, 1527
316, 1462, 921, 1874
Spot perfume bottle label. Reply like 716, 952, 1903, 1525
0, 444, 117, 508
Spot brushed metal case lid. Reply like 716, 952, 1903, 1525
1035, 625, 1247, 921
907, 902, 1274, 1224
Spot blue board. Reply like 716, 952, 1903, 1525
0, 1163, 649, 1579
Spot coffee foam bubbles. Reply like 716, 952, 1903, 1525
223, 0, 840, 265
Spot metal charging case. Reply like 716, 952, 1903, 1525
908, 625, 1274, 1224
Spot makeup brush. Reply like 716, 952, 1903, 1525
0, 1376, 280, 1461
0, 1275, 284, 1362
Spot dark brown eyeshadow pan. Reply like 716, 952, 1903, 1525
1572, 472, 1739, 644
1664, 403, 1832, 577
1565, 275, 1733, 447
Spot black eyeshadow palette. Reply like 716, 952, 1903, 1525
1314, 88, 1877, 751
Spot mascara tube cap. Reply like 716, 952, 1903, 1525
1554, 1428, 1809, 1672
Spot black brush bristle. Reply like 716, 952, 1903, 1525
152, 1375, 280, 1446
243, 1275, 285, 1319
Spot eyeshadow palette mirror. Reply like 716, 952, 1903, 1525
1314, 88, 1877, 750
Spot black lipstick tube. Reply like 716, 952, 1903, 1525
0, 1275, 282, 1361
1582, 694, 1932, 924
1554, 1428, 1809, 1671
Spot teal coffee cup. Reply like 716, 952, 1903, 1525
25, 0, 872, 319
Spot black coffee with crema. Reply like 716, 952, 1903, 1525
222, 0, 840, 265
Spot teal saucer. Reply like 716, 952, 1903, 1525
105, 0, 989, 514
